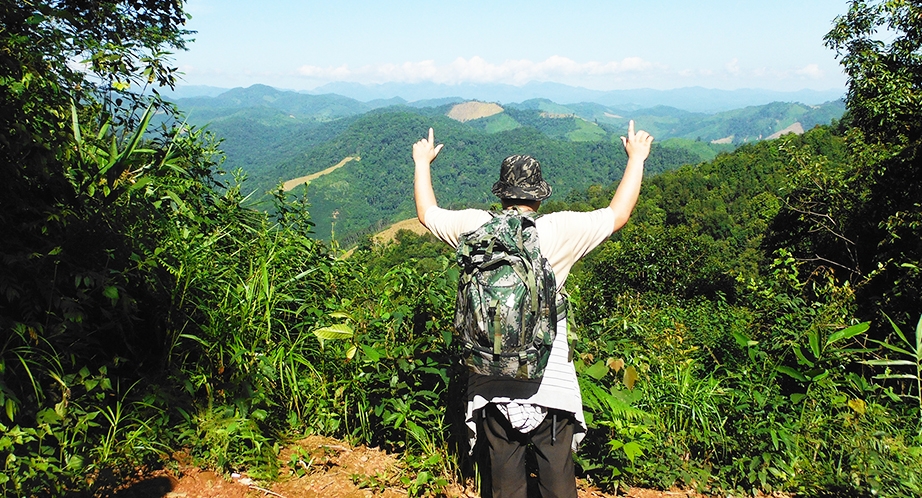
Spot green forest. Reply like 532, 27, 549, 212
1, 1, 921, 496
168, 85, 843, 242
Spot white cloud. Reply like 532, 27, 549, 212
795, 63, 824, 79
295, 56, 663, 86
725, 58, 740, 75
287, 56, 843, 91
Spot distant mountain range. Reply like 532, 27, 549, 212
164, 84, 846, 241
164, 82, 844, 114
170, 84, 845, 145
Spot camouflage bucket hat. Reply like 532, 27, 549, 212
491, 155, 553, 201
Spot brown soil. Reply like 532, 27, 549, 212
447, 102, 504, 122
109, 436, 745, 498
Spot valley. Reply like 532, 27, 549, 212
170, 85, 845, 241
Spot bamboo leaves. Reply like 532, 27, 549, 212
862, 315, 922, 410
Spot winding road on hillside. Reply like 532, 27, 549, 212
283, 156, 361, 191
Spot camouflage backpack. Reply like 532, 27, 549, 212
454, 208, 558, 380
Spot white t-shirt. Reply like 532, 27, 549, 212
424, 206, 616, 290
424, 205, 616, 450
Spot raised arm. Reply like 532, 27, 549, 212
609, 120, 653, 233
413, 127, 444, 226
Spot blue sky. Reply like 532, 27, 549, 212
172, 0, 850, 92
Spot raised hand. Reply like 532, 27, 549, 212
620, 120, 653, 161
413, 127, 444, 165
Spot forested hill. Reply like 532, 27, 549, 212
247, 111, 699, 241
172, 85, 845, 241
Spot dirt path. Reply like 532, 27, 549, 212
111, 436, 715, 498
283, 156, 360, 191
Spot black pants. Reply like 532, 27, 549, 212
479, 403, 577, 498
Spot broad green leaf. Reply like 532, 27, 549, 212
584, 360, 609, 380
312, 323, 354, 341
66, 455, 85, 470
36, 408, 61, 424
775, 366, 808, 382
4, 399, 15, 421
808, 330, 821, 359
360, 344, 381, 362
827, 322, 870, 345
810, 370, 830, 382
732, 331, 754, 348
793, 345, 814, 367
346, 344, 357, 360
622, 441, 643, 462
103, 286, 119, 302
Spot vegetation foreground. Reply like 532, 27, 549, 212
2, 1, 921, 496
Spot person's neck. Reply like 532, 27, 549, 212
501, 200, 540, 212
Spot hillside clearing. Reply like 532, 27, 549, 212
283, 156, 360, 191
766, 122, 805, 139
373, 217, 429, 244
447, 101, 504, 122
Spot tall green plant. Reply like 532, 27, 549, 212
863, 315, 922, 416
